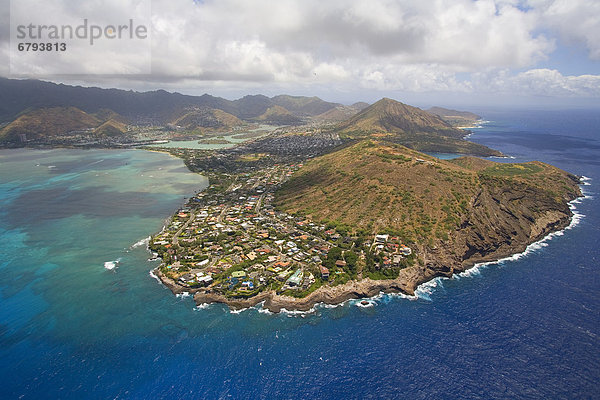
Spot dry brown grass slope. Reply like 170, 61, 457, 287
172, 108, 243, 132
275, 140, 581, 270
332, 98, 501, 156
336, 98, 457, 136
0, 107, 101, 141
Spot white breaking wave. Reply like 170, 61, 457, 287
148, 269, 162, 284
414, 277, 445, 301
378, 291, 418, 303
104, 261, 117, 270
175, 292, 191, 299
131, 236, 150, 249
230, 307, 251, 314
280, 306, 318, 316
414, 188, 589, 299
257, 303, 274, 315
104, 258, 121, 271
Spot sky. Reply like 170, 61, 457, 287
1, 0, 600, 108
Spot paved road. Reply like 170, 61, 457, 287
172, 210, 196, 246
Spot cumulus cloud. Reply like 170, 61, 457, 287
510, 69, 600, 96
145, 0, 562, 93
7, 0, 151, 75
1, 0, 599, 100
474, 68, 600, 96
148, 0, 553, 77
528, 0, 600, 59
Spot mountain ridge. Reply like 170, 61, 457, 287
0, 106, 103, 141
0, 78, 341, 123
337, 98, 460, 136
332, 98, 500, 156
273, 139, 581, 299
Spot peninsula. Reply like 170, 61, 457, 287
148, 99, 582, 312
0, 79, 581, 312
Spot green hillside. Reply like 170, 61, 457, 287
255, 105, 303, 125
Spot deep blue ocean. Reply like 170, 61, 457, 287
1, 109, 599, 399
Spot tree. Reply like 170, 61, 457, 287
344, 250, 358, 273
324, 246, 343, 269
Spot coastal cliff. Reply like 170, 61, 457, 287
189, 187, 578, 313
151, 139, 583, 313
148, 101, 581, 313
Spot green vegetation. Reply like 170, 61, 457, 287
481, 163, 544, 176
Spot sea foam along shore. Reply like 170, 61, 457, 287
151, 180, 588, 315
237, 186, 590, 316
460, 119, 489, 138
131, 236, 150, 249
419, 181, 591, 299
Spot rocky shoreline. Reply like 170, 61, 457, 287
153, 191, 581, 313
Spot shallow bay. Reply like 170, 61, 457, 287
1, 110, 599, 399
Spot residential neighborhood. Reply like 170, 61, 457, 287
150, 163, 415, 300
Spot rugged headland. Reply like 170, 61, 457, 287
149, 134, 581, 312
0, 78, 579, 312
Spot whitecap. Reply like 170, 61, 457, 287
279, 306, 318, 316
319, 303, 344, 309
383, 291, 418, 301
580, 176, 591, 184
104, 258, 121, 271
104, 261, 116, 270
175, 292, 191, 299
457, 265, 483, 278
257, 306, 274, 315
255, 301, 274, 315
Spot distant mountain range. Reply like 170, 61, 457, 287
0, 78, 340, 124
0, 78, 492, 155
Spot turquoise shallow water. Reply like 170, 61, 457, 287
1, 110, 599, 399
0, 149, 208, 344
